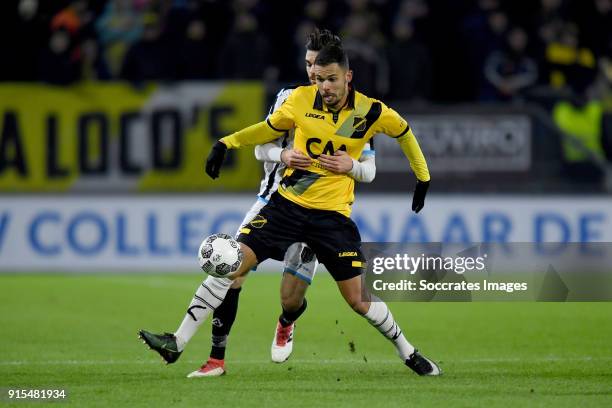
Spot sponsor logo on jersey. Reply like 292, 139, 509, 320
305, 138, 347, 159
249, 215, 267, 228
339, 251, 358, 257
305, 112, 325, 120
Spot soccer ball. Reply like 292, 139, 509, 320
198, 233, 243, 278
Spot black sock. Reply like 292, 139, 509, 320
209, 287, 241, 360
279, 298, 307, 327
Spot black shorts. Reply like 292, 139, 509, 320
237, 192, 365, 281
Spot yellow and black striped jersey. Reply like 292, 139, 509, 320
265, 84, 428, 216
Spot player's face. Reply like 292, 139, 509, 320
314, 63, 352, 110
305, 50, 318, 85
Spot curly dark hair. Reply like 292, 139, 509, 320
305, 28, 342, 51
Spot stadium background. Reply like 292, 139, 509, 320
1, 1, 611, 407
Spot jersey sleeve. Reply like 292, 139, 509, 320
221, 121, 284, 148
266, 88, 292, 118
360, 139, 376, 159
376, 102, 410, 138
374, 101, 430, 182
266, 89, 296, 132
396, 129, 430, 182
254, 88, 293, 163
254, 142, 284, 163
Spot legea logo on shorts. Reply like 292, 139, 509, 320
250, 215, 267, 228
339, 251, 358, 257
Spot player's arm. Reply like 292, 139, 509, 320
379, 103, 430, 213
205, 92, 297, 179
252, 136, 313, 172
220, 121, 286, 149
350, 154, 376, 183
254, 142, 284, 163
253, 88, 294, 163
205, 121, 285, 179
348, 141, 376, 183
253, 88, 312, 169
318, 141, 376, 182
254, 143, 313, 172
395, 128, 429, 182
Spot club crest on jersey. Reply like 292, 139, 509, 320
250, 215, 267, 229
305, 112, 325, 120
352, 116, 367, 131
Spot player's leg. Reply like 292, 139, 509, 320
192, 276, 244, 377
306, 212, 441, 376
334, 276, 440, 375
187, 194, 302, 376
138, 243, 257, 365
211, 277, 245, 359
140, 192, 302, 372
196, 199, 267, 375
271, 243, 318, 362
174, 243, 255, 348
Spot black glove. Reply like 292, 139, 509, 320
205, 141, 228, 179
412, 180, 429, 213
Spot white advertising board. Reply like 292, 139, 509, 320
0, 195, 610, 271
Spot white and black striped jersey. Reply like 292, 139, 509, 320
256, 87, 296, 203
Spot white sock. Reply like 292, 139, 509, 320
364, 300, 415, 361
174, 276, 232, 351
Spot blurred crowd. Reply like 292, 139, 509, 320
1, 0, 611, 104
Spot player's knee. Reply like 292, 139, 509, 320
231, 276, 245, 288
232, 243, 257, 279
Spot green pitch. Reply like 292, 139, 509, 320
1, 273, 611, 407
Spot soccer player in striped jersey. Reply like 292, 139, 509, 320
139, 29, 376, 377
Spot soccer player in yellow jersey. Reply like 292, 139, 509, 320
141, 44, 440, 376
202, 44, 440, 376
139, 30, 380, 377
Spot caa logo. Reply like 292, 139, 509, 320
305, 138, 347, 159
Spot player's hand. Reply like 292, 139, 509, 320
281, 149, 312, 170
205, 141, 228, 179
318, 150, 353, 173
412, 180, 429, 213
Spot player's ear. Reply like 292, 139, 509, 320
346, 69, 353, 83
